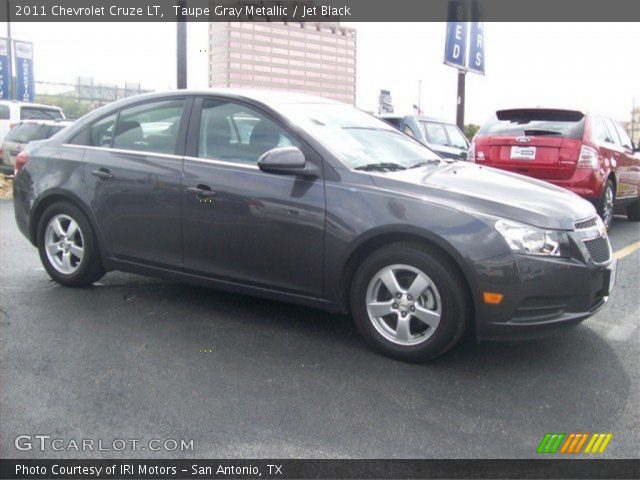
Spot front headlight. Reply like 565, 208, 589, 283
495, 219, 568, 257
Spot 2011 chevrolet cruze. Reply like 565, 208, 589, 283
13, 90, 617, 362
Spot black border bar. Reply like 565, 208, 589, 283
2, 0, 640, 22
1, 459, 639, 479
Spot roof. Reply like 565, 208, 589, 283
107, 88, 340, 110
0, 100, 64, 110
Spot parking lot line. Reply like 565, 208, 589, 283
613, 241, 640, 260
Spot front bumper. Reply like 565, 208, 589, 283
474, 237, 616, 341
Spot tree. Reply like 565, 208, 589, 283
464, 123, 481, 140
35, 95, 94, 120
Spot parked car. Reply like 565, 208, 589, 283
378, 114, 469, 160
13, 91, 616, 362
1, 120, 72, 175
470, 108, 640, 229
0, 100, 65, 147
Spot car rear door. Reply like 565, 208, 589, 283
475, 109, 584, 180
79, 97, 190, 267
181, 97, 325, 296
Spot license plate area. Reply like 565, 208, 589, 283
510, 146, 536, 160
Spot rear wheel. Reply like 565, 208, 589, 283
627, 198, 640, 222
350, 242, 470, 362
37, 201, 105, 287
597, 180, 615, 230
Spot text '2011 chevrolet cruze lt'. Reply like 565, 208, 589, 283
13, 91, 617, 362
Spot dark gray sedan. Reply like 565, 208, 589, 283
13, 90, 617, 362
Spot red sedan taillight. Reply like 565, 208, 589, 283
14, 151, 28, 175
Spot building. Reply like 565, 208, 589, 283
208, 22, 357, 104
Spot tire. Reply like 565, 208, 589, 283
627, 198, 640, 222
597, 180, 615, 230
350, 242, 471, 362
37, 201, 105, 287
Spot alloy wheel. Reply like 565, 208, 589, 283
365, 264, 442, 346
44, 214, 85, 275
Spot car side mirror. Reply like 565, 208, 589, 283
258, 147, 315, 176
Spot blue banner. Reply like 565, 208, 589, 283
468, 1, 485, 75
444, 22, 468, 70
0, 38, 9, 100
14, 40, 35, 102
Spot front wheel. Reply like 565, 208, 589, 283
350, 242, 470, 362
37, 201, 105, 287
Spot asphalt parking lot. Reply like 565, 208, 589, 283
1, 198, 638, 459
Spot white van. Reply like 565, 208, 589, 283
0, 100, 65, 146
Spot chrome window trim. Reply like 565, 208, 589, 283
62, 144, 260, 170
183, 155, 259, 170
63, 144, 183, 161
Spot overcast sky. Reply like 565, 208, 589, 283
7, 22, 640, 124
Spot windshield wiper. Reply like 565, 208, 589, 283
354, 162, 407, 172
408, 159, 442, 169
523, 129, 562, 136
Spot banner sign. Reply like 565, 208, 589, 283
0, 38, 9, 100
468, 1, 485, 74
14, 40, 35, 101
444, 1, 468, 69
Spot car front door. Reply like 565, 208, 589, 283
80, 98, 189, 266
181, 97, 325, 296
612, 119, 640, 201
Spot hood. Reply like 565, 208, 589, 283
427, 143, 468, 160
369, 161, 595, 230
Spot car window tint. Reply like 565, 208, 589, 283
113, 100, 184, 155
198, 100, 297, 165
383, 118, 403, 128
90, 114, 117, 147
0, 105, 9, 120
423, 122, 448, 146
613, 121, 633, 149
444, 124, 468, 149
20, 107, 63, 120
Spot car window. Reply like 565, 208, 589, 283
479, 110, 585, 139
0, 105, 9, 120
592, 117, 614, 144
603, 118, 621, 146
113, 100, 184, 155
423, 122, 448, 146
90, 113, 117, 147
198, 99, 297, 165
5, 123, 57, 143
444, 124, 468, 149
383, 117, 403, 128
20, 107, 63, 121
404, 125, 415, 138
613, 121, 633, 150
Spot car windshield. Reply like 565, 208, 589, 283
278, 103, 441, 171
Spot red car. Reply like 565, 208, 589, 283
469, 108, 640, 229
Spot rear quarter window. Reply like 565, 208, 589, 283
479, 110, 585, 139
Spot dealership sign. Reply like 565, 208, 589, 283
0, 39, 9, 100
14, 40, 35, 102
444, 0, 485, 75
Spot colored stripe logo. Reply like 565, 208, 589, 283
537, 433, 612, 454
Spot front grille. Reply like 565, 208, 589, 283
584, 236, 611, 264
575, 216, 598, 230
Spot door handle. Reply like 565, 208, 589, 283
187, 185, 217, 198
91, 168, 113, 181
